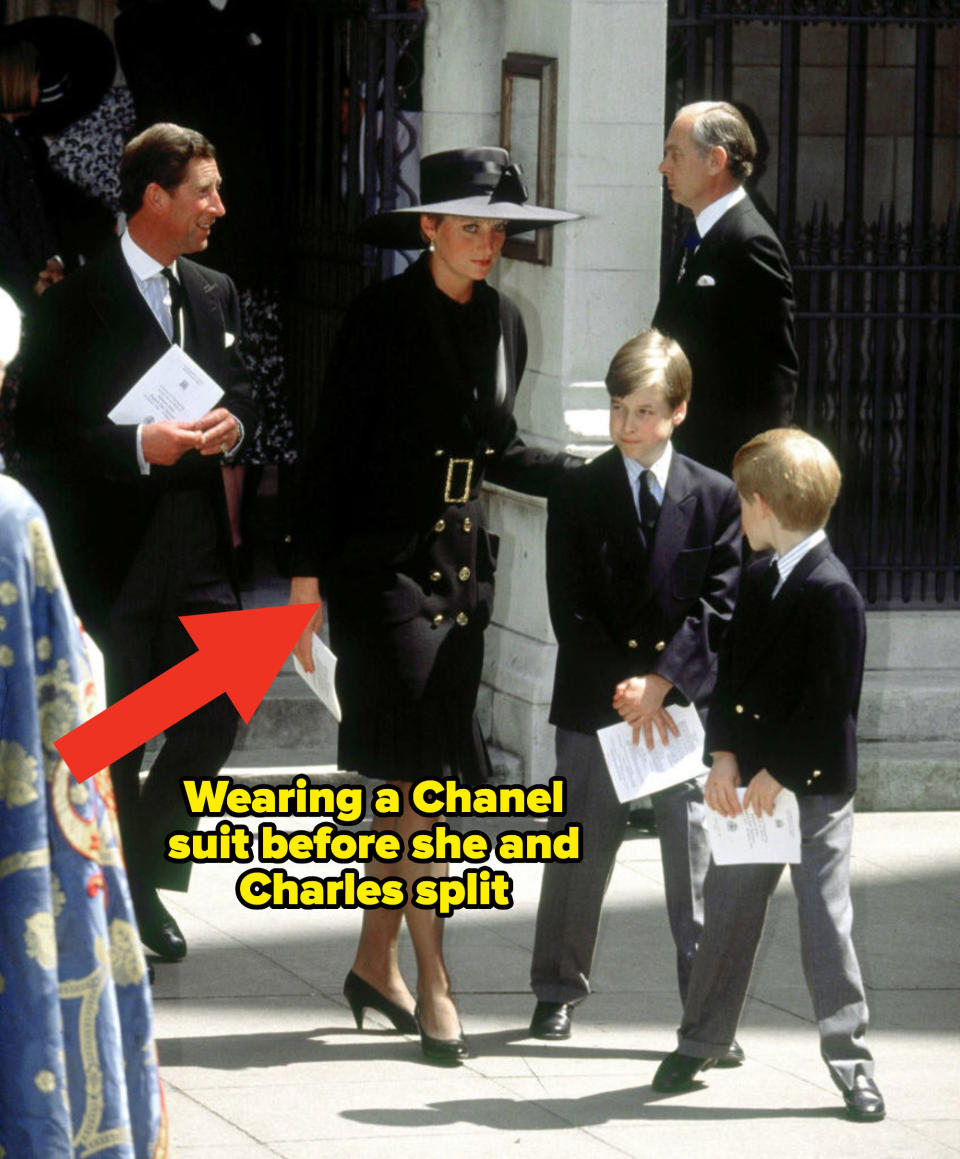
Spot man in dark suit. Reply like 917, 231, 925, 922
653, 101, 798, 476
15, 123, 258, 961
527, 330, 742, 1044
652, 427, 884, 1123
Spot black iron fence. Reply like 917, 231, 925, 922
792, 205, 959, 605
281, 0, 425, 445
665, 0, 960, 605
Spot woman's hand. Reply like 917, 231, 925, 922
289, 576, 323, 671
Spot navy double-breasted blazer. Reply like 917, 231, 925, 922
705, 539, 866, 796
547, 445, 742, 733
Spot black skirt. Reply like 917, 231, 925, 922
329, 600, 492, 786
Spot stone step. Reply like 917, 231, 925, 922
858, 670, 960, 742
865, 610, 960, 670
857, 741, 960, 811
219, 744, 523, 784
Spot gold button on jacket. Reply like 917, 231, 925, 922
458, 566, 471, 581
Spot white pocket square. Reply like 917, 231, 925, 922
696, 275, 716, 287
224, 331, 235, 347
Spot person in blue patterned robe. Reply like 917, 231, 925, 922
0, 282, 167, 1157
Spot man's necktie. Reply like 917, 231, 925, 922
160, 266, 183, 346
677, 224, 701, 282
638, 469, 660, 549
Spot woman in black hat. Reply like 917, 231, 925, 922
0, 37, 63, 310
287, 147, 579, 1063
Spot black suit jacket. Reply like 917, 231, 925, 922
288, 253, 578, 702
705, 539, 866, 796
14, 241, 258, 634
652, 195, 798, 476
547, 446, 741, 733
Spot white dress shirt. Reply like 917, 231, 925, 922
772, 528, 826, 598
121, 230, 182, 474
695, 184, 746, 241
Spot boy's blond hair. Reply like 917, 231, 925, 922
733, 428, 841, 532
605, 328, 691, 409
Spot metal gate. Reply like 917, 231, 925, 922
664, 0, 960, 606
281, 0, 425, 444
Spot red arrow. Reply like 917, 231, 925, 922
55, 603, 320, 783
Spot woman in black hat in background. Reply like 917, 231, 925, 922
288, 147, 579, 1063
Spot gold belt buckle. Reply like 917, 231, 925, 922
444, 457, 474, 504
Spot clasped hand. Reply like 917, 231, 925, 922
704, 753, 783, 818
141, 407, 240, 466
612, 672, 678, 749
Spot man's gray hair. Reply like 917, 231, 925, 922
679, 101, 756, 183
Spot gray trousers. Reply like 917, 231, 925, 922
677, 792, 874, 1091
531, 727, 710, 1005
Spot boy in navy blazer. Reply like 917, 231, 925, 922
652, 428, 884, 1122
527, 330, 742, 1044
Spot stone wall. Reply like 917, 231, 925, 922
731, 22, 960, 224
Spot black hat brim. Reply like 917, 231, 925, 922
358, 198, 580, 250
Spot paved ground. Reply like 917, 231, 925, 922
149, 800, 960, 1159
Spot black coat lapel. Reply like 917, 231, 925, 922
87, 246, 170, 406
648, 453, 695, 589
589, 448, 655, 608
734, 538, 833, 685
684, 197, 753, 281
177, 259, 223, 369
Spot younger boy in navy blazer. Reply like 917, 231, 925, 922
652, 428, 884, 1122
527, 330, 741, 1043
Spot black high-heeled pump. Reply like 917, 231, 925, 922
415, 1003, 469, 1064
343, 970, 419, 1034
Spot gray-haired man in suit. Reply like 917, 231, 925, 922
653, 101, 798, 478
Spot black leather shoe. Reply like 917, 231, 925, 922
843, 1075, 885, 1122
713, 1038, 745, 1068
134, 888, 186, 961
343, 970, 419, 1034
652, 1050, 715, 1093
529, 1001, 574, 1040
415, 1004, 469, 1064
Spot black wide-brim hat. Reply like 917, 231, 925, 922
358, 146, 580, 249
2, 16, 116, 136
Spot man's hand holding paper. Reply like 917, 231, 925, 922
108, 344, 224, 426
194, 406, 242, 456
141, 420, 203, 465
